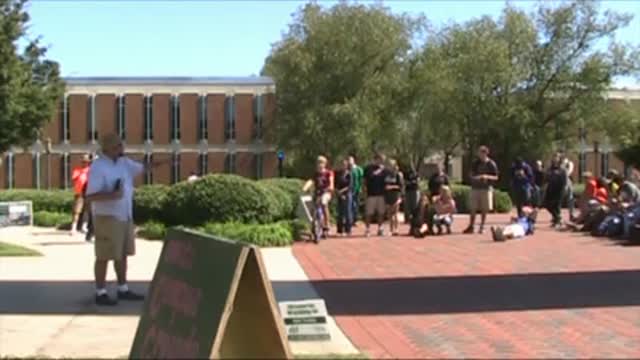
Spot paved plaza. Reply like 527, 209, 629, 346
293, 212, 640, 359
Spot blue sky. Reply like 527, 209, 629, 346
26, 0, 640, 87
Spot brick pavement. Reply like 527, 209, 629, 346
292, 212, 640, 359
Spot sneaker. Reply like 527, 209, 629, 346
478, 226, 485, 234
117, 290, 145, 301
95, 293, 118, 306
463, 226, 474, 234
377, 228, 385, 237
446, 226, 452, 235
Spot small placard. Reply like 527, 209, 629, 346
279, 300, 331, 342
0, 201, 33, 227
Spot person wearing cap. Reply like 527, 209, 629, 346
85, 134, 170, 306
70, 154, 92, 236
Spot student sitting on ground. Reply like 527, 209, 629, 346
491, 206, 538, 242
568, 175, 609, 229
433, 186, 456, 235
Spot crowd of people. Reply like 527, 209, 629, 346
303, 145, 640, 243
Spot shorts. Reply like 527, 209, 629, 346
317, 192, 332, 206
470, 189, 493, 213
365, 196, 386, 217
384, 191, 401, 206
73, 194, 84, 215
93, 215, 136, 261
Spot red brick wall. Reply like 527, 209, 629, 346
610, 153, 625, 175
152, 94, 171, 145
153, 153, 172, 185
235, 94, 254, 145
47, 154, 62, 189
262, 93, 276, 143
236, 151, 254, 178
44, 101, 62, 144
180, 152, 198, 180
207, 94, 225, 145
263, 151, 278, 178
14, 153, 33, 189
180, 94, 199, 145
128, 153, 145, 187
207, 152, 225, 174
96, 94, 116, 139
125, 94, 145, 144
68, 94, 89, 145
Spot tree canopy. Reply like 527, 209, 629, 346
0, 0, 65, 154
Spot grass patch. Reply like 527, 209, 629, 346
0, 241, 41, 257
295, 353, 368, 359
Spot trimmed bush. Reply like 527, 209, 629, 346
258, 181, 294, 221
493, 190, 513, 213
33, 211, 72, 228
418, 182, 512, 214
137, 221, 167, 240
199, 222, 293, 247
260, 178, 305, 218
163, 174, 279, 226
0, 190, 73, 213
134, 185, 170, 224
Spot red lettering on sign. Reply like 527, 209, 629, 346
141, 320, 200, 358
165, 240, 194, 270
147, 274, 203, 319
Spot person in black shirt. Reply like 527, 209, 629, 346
544, 153, 568, 228
384, 159, 404, 236
532, 160, 545, 208
334, 158, 353, 236
428, 163, 450, 201
363, 153, 388, 237
403, 165, 420, 225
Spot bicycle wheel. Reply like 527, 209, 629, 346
313, 206, 323, 244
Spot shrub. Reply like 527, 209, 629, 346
493, 190, 513, 213
0, 190, 73, 213
163, 174, 279, 226
137, 221, 167, 240
33, 211, 72, 228
280, 219, 311, 241
419, 182, 512, 214
260, 178, 305, 218
134, 185, 170, 224
199, 222, 293, 247
258, 181, 294, 221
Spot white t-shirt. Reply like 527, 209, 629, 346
85, 155, 144, 222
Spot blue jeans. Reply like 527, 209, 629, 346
351, 191, 360, 225
338, 193, 353, 234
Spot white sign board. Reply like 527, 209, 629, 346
0, 201, 33, 227
297, 195, 314, 224
279, 299, 331, 342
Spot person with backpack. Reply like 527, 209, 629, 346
544, 153, 568, 229
510, 157, 534, 217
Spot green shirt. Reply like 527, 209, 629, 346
351, 165, 364, 194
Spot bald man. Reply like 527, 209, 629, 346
85, 134, 169, 306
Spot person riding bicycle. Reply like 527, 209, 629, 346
303, 156, 335, 238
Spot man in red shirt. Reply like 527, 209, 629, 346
70, 154, 92, 236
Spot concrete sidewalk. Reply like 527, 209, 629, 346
0, 226, 358, 358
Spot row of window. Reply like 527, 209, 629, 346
3, 153, 266, 189
58, 94, 266, 143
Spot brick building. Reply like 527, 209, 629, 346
0, 76, 278, 189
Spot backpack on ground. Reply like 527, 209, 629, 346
595, 213, 624, 238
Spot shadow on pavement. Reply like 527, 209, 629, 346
301, 269, 640, 316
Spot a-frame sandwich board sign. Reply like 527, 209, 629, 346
129, 228, 292, 359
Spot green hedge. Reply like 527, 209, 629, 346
0, 190, 74, 213
418, 183, 512, 214
163, 174, 280, 226
137, 221, 167, 240
33, 211, 72, 228
260, 178, 305, 218
133, 185, 170, 223
199, 221, 294, 247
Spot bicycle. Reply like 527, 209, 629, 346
300, 191, 327, 244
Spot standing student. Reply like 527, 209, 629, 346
384, 159, 404, 236
348, 155, 364, 226
70, 154, 92, 236
561, 154, 576, 221
428, 163, 450, 201
302, 156, 335, 238
463, 146, 499, 234
85, 134, 170, 306
510, 157, 534, 217
335, 158, 353, 236
403, 165, 420, 225
532, 160, 545, 208
544, 153, 568, 228
363, 153, 388, 237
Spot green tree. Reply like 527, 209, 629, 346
261, 2, 423, 176
0, 0, 65, 154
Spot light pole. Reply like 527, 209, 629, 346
45, 138, 52, 190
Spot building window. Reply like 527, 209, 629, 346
87, 95, 97, 141
143, 154, 153, 184
199, 95, 208, 140
253, 95, 263, 140
224, 96, 236, 141
62, 153, 71, 189
144, 95, 153, 141
254, 153, 263, 179
224, 152, 236, 174
600, 152, 609, 177
32, 153, 41, 189
578, 152, 587, 182
5, 153, 14, 189
171, 153, 181, 184
199, 153, 208, 176
117, 95, 126, 140
171, 95, 181, 141
61, 96, 70, 142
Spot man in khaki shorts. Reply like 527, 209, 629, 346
85, 134, 168, 306
363, 153, 389, 237
463, 145, 499, 234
